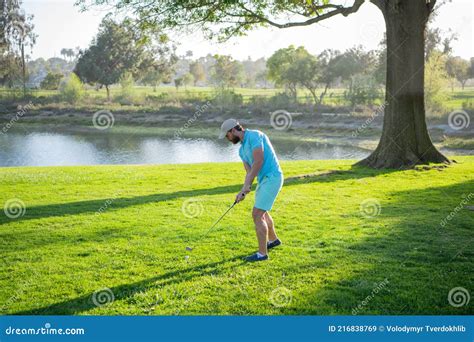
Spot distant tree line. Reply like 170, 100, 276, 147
2, 15, 473, 109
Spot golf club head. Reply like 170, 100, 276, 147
185, 246, 193, 251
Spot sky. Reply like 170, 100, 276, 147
23, 0, 473, 61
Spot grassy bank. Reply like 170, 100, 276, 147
1, 86, 472, 120
1, 157, 473, 315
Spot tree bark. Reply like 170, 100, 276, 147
358, 0, 449, 169
105, 85, 110, 101
319, 83, 330, 104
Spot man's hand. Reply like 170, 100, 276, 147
241, 183, 251, 194
235, 191, 246, 203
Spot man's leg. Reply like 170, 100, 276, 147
252, 207, 268, 255
265, 212, 278, 241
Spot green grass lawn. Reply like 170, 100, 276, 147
2, 85, 473, 109
1, 157, 473, 315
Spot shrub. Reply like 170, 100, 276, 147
212, 89, 243, 107
268, 92, 293, 108
59, 73, 84, 104
344, 74, 381, 107
114, 72, 137, 105
425, 52, 449, 116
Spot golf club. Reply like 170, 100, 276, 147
185, 194, 244, 251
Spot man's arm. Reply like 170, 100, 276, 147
243, 161, 251, 174
236, 148, 263, 203
243, 148, 263, 192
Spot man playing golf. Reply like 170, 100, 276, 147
219, 119, 284, 262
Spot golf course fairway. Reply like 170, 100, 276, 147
1, 157, 473, 315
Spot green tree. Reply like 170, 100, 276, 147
74, 18, 154, 101
60, 48, 75, 62
139, 35, 177, 91
189, 61, 206, 86
77, 0, 451, 168
445, 56, 471, 90
40, 72, 63, 90
288, 48, 321, 105
0, 51, 22, 88
210, 55, 243, 89
332, 46, 376, 93
174, 77, 183, 91
267, 46, 301, 101
182, 73, 194, 89
1, 0, 37, 95
317, 49, 342, 104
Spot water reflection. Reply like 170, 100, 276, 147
0, 131, 370, 167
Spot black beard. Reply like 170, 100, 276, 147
231, 136, 241, 144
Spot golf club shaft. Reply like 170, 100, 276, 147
200, 201, 236, 238
187, 194, 244, 250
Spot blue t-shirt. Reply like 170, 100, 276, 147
238, 129, 283, 183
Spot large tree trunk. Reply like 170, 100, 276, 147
358, 0, 449, 169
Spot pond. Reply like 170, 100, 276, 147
0, 130, 371, 167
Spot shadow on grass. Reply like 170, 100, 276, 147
12, 254, 248, 315
9, 178, 473, 315
1, 166, 396, 225
284, 179, 474, 315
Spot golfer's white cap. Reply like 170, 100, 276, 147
218, 118, 239, 139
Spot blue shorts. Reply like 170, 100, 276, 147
254, 173, 284, 211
